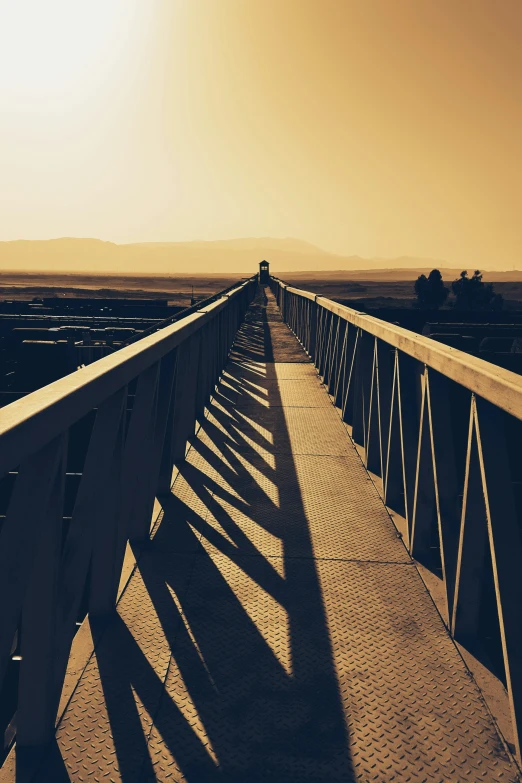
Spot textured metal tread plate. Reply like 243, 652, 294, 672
230, 303, 308, 363
200, 403, 352, 458
231, 344, 308, 363
149, 447, 216, 555
235, 378, 330, 409
264, 362, 318, 379
143, 553, 518, 782
44, 448, 215, 783
197, 451, 410, 562
43, 286, 519, 782
53, 553, 197, 783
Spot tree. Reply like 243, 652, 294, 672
414, 269, 449, 309
451, 270, 503, 310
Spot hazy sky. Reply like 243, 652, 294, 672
1, 0, 521, 268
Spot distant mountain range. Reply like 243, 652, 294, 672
0, 237, 519, 279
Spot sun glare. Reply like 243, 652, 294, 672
0, 0, 143, 100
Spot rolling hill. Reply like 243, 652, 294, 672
0, 237, 519, 279
0, 237, 447, 275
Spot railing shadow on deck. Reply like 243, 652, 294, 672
270, 275, 522, 762
0, 279, 259, 781
43, 290, 355, 782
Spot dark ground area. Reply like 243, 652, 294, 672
1, 270, 521, 310
0, 272, 241, 308
281, 275, 522, 310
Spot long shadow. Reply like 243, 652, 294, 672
82, 286, 356, 781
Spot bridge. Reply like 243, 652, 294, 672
1, 274, 522, 781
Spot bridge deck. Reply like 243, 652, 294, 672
38, 289, 517, 781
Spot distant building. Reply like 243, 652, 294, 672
259, 260, 270, 284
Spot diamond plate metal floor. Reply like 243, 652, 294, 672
28, 287, 519, 782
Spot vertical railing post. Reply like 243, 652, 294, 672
365, 341, 381, 474
376, 338, 394, 487
89, 401, 127, 617
397, 352, 423, 536
410, 367, 436, 560
90, 363, 159, 616
352, 330, 374, 447
52, 387, 127, 714
333, 320, 348, 409
309, 297, 318, 362
0, 437, 66, 696
195, 324, 210, 420
129, 350, 178, 542
326, 315, 342, 395
16, 435, 68, 747
384, 350, 405, 515
282, 284, 288, 322
170, 332, 202, 465
426, 369, 462, 617
341, 326, 359, 424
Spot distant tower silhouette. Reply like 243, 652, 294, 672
259, 260, 270, 284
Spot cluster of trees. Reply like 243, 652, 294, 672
414, 269, 503, 310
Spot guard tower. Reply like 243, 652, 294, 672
259, 260, 270, 284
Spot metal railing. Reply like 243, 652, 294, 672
270, 276, 522, 758
122, 278, 255, 346
0, 275, 257, 754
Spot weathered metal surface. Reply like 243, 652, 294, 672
235, 377, 330, 409
12, 446, 217, 783
273, 277, 522, 421
144, 551, 517, 782
272, 275, 522, 758
4, 285, 518, 781
0, 277, 257, 771
140, 289, 516, 781
0, 279, 255, 478
202, 399, 353, 457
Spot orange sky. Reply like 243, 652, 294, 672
1, 0, 521, 269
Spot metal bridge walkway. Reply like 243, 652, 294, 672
32, 289, 517, 781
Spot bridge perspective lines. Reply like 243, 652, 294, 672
6, 287, 520, 782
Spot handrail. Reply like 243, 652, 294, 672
122, 277, 255, 346
0, 274, 258, 756
0, 278, 255, 477
271, 276, 522, 421
270, 274, 522, 760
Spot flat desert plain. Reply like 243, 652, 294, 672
0, 269, 521, 310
